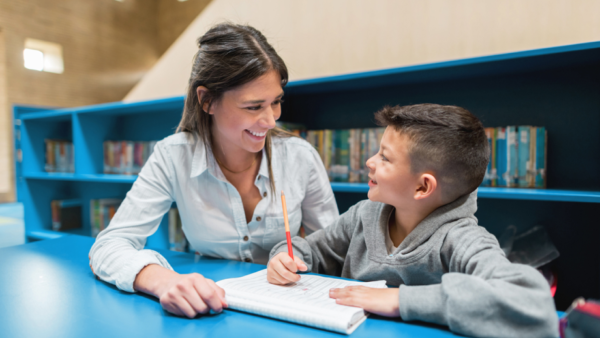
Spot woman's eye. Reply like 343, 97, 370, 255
246, 105, 261, 111
273, 99, 284, 105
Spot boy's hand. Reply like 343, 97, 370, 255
267, 252, 308, 285
329, 286, 400, 317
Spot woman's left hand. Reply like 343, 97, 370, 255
329, 286, 400, 317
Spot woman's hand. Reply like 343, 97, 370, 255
267, 252, 308, 285
134, 264, 227, 318
329, 286, 400, 317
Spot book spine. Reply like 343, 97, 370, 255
483, 128, 493, 186
507, 126, 518, 187
336, 129, 350, 182
517, 126, 530, 187
51, 200, 60, 231
360, 129, 368, 182
536, 127, 547, 188
528, 127, 537, 187
45, 140, 55, 172
496, 128, 508, 186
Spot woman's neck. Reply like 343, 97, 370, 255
211, 131, 259, 174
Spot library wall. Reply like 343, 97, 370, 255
125, 0, 600, 102
0, 0, 211, 202
157, 0, 212, 56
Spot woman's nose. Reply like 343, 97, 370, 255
261, 106, 278, 129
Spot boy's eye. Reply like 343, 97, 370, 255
246, 105, 261, 111
273, 99, 284, 105
380, 154, 388, 161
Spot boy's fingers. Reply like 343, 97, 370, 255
294, 256, 308, 271
274, 259, 301, 283
281, 255, 298, 273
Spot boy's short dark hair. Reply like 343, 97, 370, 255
375, 104, 489, 201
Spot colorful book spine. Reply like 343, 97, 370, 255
333, 129, 350, 182
360, 129, 369, 182
495, 128, 508, 186
44, 140, 74, 173
507, 126, 518, 187
103, 140, 158, 175
535, 127, 547, 188
483, 128, 497, 186
517, 126, 531, 187
90, 198, 122, 237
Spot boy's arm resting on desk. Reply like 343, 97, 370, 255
398, 224, 559, 338
89, 141, 175, 293
270, 201, 362, 276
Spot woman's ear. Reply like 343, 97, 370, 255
196, 86, 211, 114
415, 173, 437, 200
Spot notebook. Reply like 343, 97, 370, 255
216, 269, 387, 334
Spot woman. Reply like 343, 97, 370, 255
89, 23, 339, 318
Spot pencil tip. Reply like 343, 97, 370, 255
281, 190, 284, 196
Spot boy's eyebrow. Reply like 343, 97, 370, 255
242, 92, 284, 104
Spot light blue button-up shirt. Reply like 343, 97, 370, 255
89, 132, 339, 292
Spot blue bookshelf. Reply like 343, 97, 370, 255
13, 40, 600, 310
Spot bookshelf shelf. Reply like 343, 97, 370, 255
332, 183, 600, 203
23, 172, 138, 183
14, 40, 600, 309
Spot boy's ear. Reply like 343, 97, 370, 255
414, 173, 437, 200
196, 86, 212, 114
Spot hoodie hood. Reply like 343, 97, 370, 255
364, 190, 479, 264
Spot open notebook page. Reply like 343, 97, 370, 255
217, 269, 387, 334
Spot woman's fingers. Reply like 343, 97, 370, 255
193, 275, 223, 313
206, 279, 228, 308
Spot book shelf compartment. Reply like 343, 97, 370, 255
19, 115, 73, 175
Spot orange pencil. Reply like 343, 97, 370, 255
280, 191, 294, 259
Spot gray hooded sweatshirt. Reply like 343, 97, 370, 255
270, 191, 558, 338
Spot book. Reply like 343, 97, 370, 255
90, 198, 122, 237
507, 126, 518, 187
51, 199, 82, 231
215, 269, 387, 334
44, 139, 74, 173
331, 129, 350, 182
496, 128, 508, 186
517, 126, 531, 187
483, 128, 497, 186
535, 127, 547, 188
103, 140, 157, 175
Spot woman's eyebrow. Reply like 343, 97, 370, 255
242, 93, 284, 104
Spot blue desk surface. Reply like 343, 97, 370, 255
0, 236, 512, 338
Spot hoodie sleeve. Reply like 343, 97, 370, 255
398, 224, 559, 338
269, 201, 362, 276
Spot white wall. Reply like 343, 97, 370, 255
124, 0, 600, 102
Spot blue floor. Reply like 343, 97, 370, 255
0, 202, 25, 248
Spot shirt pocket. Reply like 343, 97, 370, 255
262, 208, 302, 250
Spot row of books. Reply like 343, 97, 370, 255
278, 123, 385, 183
482, 126, 547, 188
91, 198, 123, 237
45, 140, 74, 173
103, 140, 158, 175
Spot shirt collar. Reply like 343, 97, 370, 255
190, 132, 274, 182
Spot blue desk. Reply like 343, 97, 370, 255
0, 236, 490, 337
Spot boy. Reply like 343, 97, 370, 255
267, 104, 558, 337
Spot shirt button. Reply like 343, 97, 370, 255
263, 192, 267, 198
244, 258, 251, 263
256, 216, 262, 222
243, 236, 249, 241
